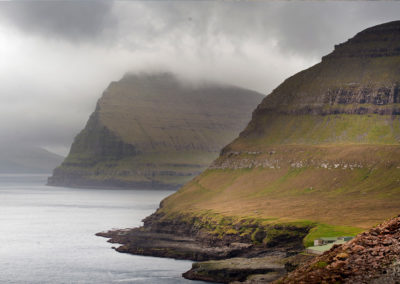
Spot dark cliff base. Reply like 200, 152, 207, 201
47, 174, 181, 190
96, 212, 314, 283
182, 256, 286, 283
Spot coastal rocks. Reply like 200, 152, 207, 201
182, 256, 285, 283
97, 229, 254, 261
96, 212, 311, 262
238, 272, 283, 283
181, 253, 316, 283
278, 215, 400, 283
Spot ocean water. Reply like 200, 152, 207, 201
0, 174, 203, 284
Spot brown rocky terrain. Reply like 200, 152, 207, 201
278, 215, 400, 283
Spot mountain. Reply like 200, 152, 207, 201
97, 21, 400, 270
48, 72, 264, 189
0, 145, 64, 174
155, 20, 400, 230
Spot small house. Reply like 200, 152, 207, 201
338, 236, 353, 242
307, 236, 354, 255
314, 239, 324, 246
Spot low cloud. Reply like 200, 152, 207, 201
0, 1, 399, 155
0, 1, 115, 42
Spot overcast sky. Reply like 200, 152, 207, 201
0, 1, 399, 156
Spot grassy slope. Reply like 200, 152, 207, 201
159, 144, 400, 244
229, 114, 400, 147
157, 115, 400, 240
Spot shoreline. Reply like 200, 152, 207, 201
96, 211, 315, 283
46, 182, 181, 191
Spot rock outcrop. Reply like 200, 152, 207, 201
97, 212, 312, 261
48, 72, 263, 189
278, 215, 400, 283
183, 256, 286, 283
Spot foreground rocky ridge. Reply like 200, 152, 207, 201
97, 212, 314, 282
183, 256, 286, 283
279, 215, 400, 283
48, 73, 263, 189
97, 212, 312, 261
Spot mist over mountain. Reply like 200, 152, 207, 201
48, 72, 263, 189
0, 144, 63, 174
0, 2, 399, 156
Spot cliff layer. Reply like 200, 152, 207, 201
48, 73, 263, 189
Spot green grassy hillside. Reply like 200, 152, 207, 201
152, 21, 400, 241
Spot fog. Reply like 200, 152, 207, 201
0, 1, 399, 155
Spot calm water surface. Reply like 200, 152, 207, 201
0, 174, 203, 284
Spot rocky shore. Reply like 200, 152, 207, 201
96, 212, 314, 282
182, 256, 286, 283
99, 214, 400, 283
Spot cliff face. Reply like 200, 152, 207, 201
48, 73, 263, 189
153, 21, 400, 233
235, 21, 400, 147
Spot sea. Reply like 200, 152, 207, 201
0, 174, 205, 284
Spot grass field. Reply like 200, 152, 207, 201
157, 144, 400, 243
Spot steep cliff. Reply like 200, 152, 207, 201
148, 21, 400, 236
48, 73, 264, 189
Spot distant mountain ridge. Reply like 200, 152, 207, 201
48, 72, 264, 189
0, 145, 64, 174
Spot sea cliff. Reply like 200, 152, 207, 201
48, 73, 263, 189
